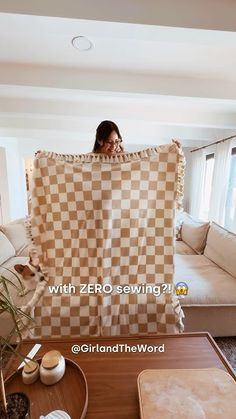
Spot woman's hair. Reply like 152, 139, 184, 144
92, 120, 124, 152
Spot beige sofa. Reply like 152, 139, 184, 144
0, 219, 33, 339
175, 213, 236, 337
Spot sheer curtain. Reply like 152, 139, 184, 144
189, 149, 205, 218
208, 140, 232, 225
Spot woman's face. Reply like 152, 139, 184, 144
98, 130, 121, 155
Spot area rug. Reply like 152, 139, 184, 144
25, 143, 185, 338
214, 337, 236, 371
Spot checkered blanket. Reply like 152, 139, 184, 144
26, 144, 185, 337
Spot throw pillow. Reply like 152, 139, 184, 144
0, 231, 16, 264
204, 222, 236, 278
181, 213, 210, 254
1, 220, 30, 256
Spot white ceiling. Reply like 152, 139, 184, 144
1, 14, 236, 80
2, 0, 236, 32
0, 12, 236, 150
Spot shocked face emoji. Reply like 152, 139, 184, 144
175, 282, 188, 296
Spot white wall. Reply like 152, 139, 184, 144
18, 138, 92, 159
0, 138, 27, 221
0, 147, 11, 223
18, 137, 152, 160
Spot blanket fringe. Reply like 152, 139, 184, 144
23, 217, 49, 327
16, 255, 48, 339
35, 143, 180, 164
173, 141, 186, 210
24, 217, 48, 275
172, 294, 185, 333
24, 217, 39, 265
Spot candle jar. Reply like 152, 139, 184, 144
40, 350, 65, 385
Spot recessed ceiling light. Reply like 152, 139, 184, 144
72, 36, 93, 51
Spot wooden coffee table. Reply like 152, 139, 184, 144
7, 332, 236, 418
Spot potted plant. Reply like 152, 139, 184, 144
0, 268, 33, 418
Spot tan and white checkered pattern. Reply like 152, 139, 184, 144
28, 144, 185, 337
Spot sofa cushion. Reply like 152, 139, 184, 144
174, 254, 236, 306
1, 219, 30, 256
180, 213, 210, 254
18, 244, 31, 257
182, 306, 236, 337
204, 222, 236, 278
0, 231, 15, 264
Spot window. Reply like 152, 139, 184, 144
200, 153, 214, 220
224, 147, 236, 232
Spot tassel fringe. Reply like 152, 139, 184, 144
35, 144, 179, 164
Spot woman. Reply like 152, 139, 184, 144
92, 120, 124, 155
